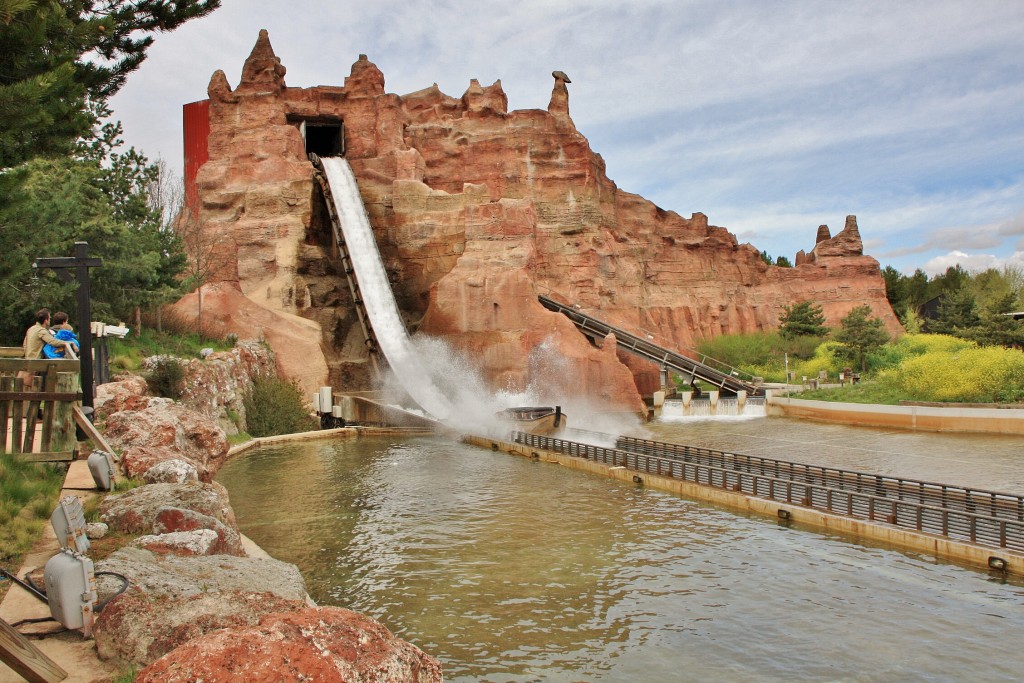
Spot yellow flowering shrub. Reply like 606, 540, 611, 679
894, 346, 1024, 402
891, 333, 976, 357
791, 341, 843, 380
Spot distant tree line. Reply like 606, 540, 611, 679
0, 0, 220, 343
882, 264, 1024, 347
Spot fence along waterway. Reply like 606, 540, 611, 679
512, 431, 1024, 559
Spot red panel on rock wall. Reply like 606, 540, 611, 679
183, 99, 211, 216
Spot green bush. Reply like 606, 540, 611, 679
145, 356, 185, 399
243, 376, 318, 437
697, 331, 780, 368
697, 330, 825, 371
866, 333, 975, 373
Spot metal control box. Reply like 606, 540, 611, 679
87, 449, 116, 490
43, 549, 97, 636
50, 495, 90, 554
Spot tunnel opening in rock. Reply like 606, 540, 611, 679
296, 119, 345, 158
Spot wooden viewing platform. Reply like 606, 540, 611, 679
0, 354, 82, 462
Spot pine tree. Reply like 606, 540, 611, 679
779, 301, 828, 339
0, 0, 220, 168
835, 305, 890, 372
928, 287, 980, 338
973, 292, 1024, 348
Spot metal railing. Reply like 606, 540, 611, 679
537, 295, 762, 395
513, 432, 1024, 553
616, 436, 1024, 522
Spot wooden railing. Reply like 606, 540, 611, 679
0, 353, 82, 462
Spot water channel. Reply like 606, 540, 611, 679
216, 416, 1024, 682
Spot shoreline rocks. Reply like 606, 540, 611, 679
89, 362, 443, 679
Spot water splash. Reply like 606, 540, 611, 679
323, 158, 643, 438
325, 158, 602, 437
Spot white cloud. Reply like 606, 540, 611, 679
921, 250, 1024, 276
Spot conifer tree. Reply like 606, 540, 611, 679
0, 0, 220, 168
779, 301, 828, 339
835, 305, 889, 372
973, 292, 1024, 348
928, 287, 980, 337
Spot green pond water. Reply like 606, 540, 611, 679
216, 417, 1024, 682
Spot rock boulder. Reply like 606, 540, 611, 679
99, 481, 236, 535
135, 607, 444, 683
95, 547, 307, 602
152, 506, 244, 556
95, 588, 306, 669
103, 402, 229, 480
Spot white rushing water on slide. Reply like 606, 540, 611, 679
321, 157, 456, 421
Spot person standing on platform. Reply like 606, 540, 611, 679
19, 308, 60, 388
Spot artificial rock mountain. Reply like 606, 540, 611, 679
173, 30, 900, 418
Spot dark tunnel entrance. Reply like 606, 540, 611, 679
296, 118, 345, 158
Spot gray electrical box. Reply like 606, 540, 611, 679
87, 449, 116, 491
50, 495, 90, 554
44, 549, 97, 636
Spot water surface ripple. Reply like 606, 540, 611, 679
217, 422, 1024, 682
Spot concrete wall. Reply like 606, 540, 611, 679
767, 394, 1024, 435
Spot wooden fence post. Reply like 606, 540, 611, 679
51, 372, 79, 455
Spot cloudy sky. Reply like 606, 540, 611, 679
108, 0, 1024, 275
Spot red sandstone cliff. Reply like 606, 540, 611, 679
172, 30, 900, 417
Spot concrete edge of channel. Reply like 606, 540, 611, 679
467, 435, 1024, 578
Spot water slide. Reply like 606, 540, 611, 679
312, 155, 454, 421
538, 295, 763, 396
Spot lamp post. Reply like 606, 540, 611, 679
33, 242, 103, 411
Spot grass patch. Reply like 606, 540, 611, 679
112, 666, 139, 683
0, 454, 66, 575
107, 327, 236, 374
790, 377, 907, 405
227, 432, 253, 446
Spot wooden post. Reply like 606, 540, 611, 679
0, 617, 68, 683
51, 373, 79, 454
11, 374, 25, 454
37, 361, 59, 451
73, 406, 115, 458
0, 375, 10, 452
